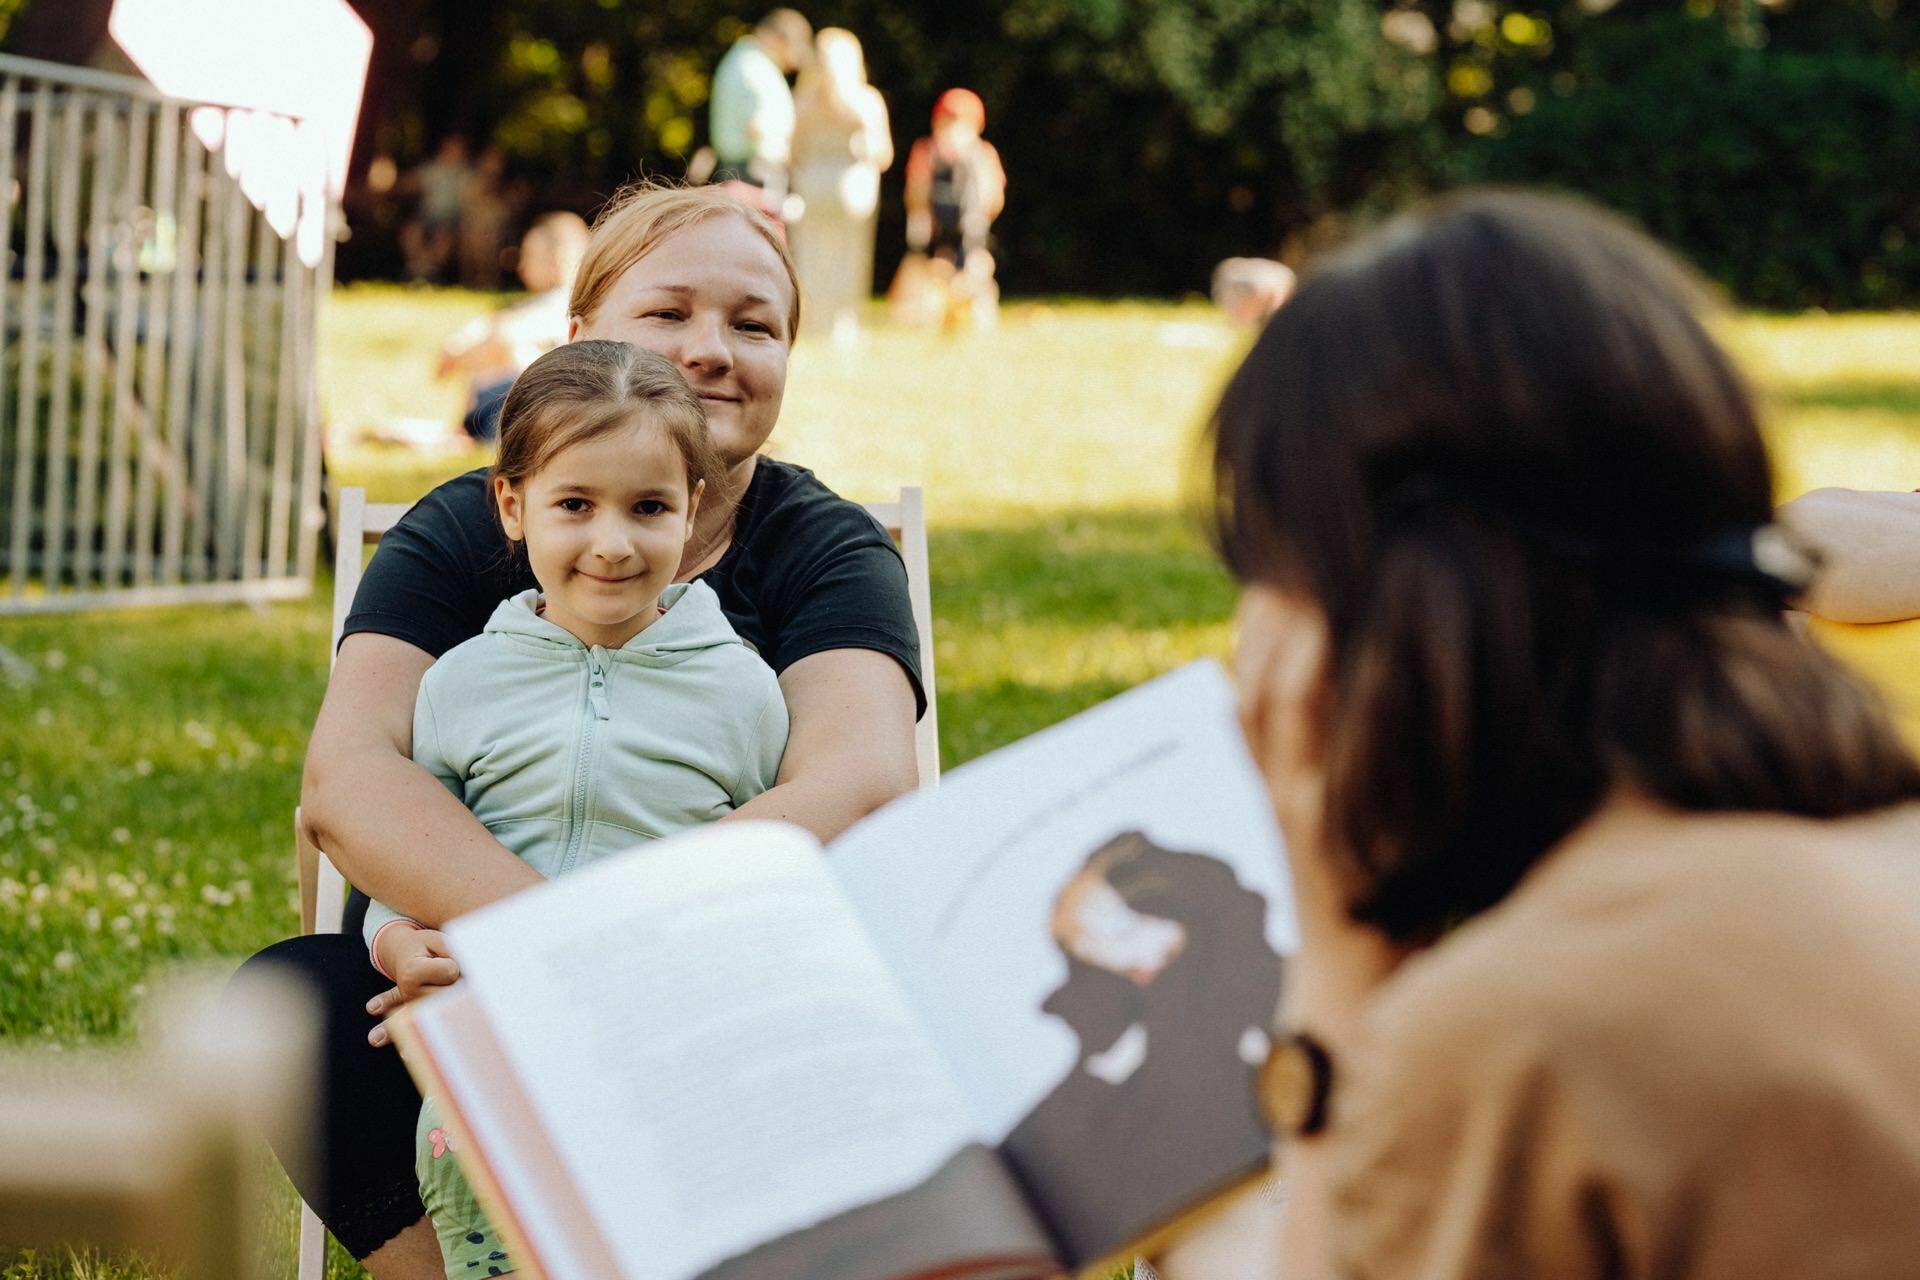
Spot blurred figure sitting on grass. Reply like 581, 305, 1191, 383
436, 212, 591, 443
894, 88, 1005, 332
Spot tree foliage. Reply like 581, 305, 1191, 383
335, 0, 1920, 304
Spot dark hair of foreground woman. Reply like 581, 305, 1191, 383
1209, 188, 1920, 944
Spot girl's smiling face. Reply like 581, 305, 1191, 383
570, 213, 793, 468
495, 418, 703, 649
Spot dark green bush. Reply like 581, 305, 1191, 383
1462, 11, 1920, 309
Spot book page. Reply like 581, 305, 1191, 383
397, 983, 625, 1279
440, 822, 990, 1280
825, 660, 1294, 1264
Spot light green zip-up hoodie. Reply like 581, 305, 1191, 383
364, 580, 788, 950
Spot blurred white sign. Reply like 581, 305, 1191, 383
109, 0, 372, 266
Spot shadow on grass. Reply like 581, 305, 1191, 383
1777, 380, 1920, 419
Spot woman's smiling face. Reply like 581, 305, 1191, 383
571, 213, 794, 467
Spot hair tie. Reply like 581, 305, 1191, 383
1683, 523, 1821, 601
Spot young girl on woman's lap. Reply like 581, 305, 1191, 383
364, 340, 789, 1278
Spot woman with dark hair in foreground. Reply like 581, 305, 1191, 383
1207, 189, 1920, 1277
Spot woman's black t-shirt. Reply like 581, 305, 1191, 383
343, 457, 925, 716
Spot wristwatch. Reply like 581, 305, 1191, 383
1258, 1030, 1335, 1137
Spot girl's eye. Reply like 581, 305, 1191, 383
645, 309, 684, 321
635, 500, 668, 517
738, 319, 772, 335
557, 497, 590, 513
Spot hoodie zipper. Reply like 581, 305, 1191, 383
560, 645, 612, 875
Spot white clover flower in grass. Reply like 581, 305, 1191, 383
52, 950, 75, 972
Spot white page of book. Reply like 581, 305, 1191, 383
443, 822, 980, 1280
404, 984, 619, 1280
825, 660, 1296, 1140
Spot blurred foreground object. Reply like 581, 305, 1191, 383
1210, 258, 1295, 327
1779, 488, 1920, 624
1779, 488, 1920, 747
0, 969, 317, 1277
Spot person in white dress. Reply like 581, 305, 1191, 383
790, 28, 893, 347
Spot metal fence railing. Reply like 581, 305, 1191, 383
0, 53, 334, 614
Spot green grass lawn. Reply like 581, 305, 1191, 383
2, 288, 1917, 1278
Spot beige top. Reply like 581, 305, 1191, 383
1329, 801, 1920, 1280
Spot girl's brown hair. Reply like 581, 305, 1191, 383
569, 180, 801, 339
490, 340, 726, 516
1209, 189, 1920, 943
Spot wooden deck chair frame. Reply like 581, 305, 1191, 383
293, 485, 938, 1278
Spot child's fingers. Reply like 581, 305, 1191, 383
365, 985, 403, 1018
404, 955, 462, 992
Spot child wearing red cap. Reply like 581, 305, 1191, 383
904, 88, 1006, 290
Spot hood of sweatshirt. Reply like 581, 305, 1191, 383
481, 580, 747, 667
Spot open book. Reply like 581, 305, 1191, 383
391, 660, 1295, 1280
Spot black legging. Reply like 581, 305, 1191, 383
235, 891, 428, 1259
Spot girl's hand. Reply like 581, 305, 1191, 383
366, 928, 460, 1048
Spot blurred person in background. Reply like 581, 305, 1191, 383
708, 9, 813, 201
456, 145, 515, 291
902, 88, 1005, 330
1176, 189, 1920, 1279
790, 27, 893, 348
400, 135, 470, 283
436, 211, 591, 442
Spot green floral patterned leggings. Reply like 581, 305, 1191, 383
417, 1095, 516, 1279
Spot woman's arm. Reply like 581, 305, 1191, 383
1778, 487, 1920, 623
302, 632, 543, 924
719, 648, 920, 842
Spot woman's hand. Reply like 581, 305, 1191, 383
366, 927, 461, 1048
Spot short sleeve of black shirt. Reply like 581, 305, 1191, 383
342, 458, 926, 716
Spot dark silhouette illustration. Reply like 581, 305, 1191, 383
1000, 831, 1285, 1263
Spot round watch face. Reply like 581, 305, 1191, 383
1258, 1032, 1331, 1136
